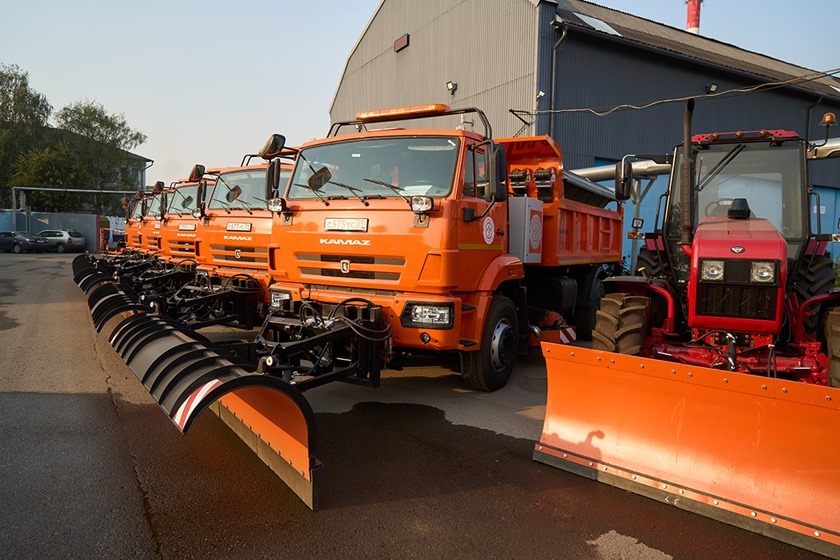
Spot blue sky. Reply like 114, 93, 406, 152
1, 0, 838, 185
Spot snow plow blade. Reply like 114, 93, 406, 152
108, 312, 320, 509
534, 343, 840, 557
87, 282, 143, 332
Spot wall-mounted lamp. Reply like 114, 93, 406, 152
446, 80, 458, 95
705, 83, 718, 94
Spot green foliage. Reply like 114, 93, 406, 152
11, 141, 93, 212
0, 64, 53, 205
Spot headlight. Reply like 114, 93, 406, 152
270, 290, 292, 308
410, 196, 433, 213
701, 260, 724, 281
267, 197, 287, 213
401, 302, 454, 329
750, 261, 775, 283
192, 208, 202, 219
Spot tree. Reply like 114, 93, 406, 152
55, 99, 147, 190
0, 64, 53, 206
11, 141, 92, 212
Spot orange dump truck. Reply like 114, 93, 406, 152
92, 104, 624, 509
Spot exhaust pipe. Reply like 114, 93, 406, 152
680, 99, 695, 247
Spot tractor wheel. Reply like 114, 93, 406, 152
823, 307, 840, 388
461, 295, 519, 392
591, 292, 651, 355
635, 249, 669, 278
793, 254, 835, 334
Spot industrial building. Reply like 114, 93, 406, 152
331, 0, 840, 260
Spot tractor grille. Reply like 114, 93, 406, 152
210, 245, 267, 264
297, 254, 404, 282
696, 285, 776, 319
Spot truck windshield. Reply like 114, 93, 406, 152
208, 168, 267, 211
167, 185, 199, 215
129, 200, 144, 219
286, 137, 460, 200
144, 194, 165, 218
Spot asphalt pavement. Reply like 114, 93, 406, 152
0, 253, 826, 559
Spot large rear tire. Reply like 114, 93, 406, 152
635, 249, 669, 278
793, 254, 835, 334
823, 307, 840, 388
591, 292, 651, 355
461, 296, 518, 392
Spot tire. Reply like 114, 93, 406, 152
573, 279, 604, 341
635, 249, 669, 278
56, 243, 66, 253
591, 292, 651, 355
12, 243, 21, 254
461, 296, 519, 392
823, 307, 840, 388
793, 254, 835, 334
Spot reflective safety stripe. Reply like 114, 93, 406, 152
174, 379, 223, 430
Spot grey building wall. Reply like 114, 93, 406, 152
330, 0, 546, 137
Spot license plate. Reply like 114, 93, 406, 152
324, 218, 368, 232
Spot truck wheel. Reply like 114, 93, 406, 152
591, 292, 651, 355
823, 307, 840, 388
461, 296, 518, 392
793, 254, 835, 334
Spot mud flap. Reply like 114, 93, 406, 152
534, 343, 840, 557
109, 313, 320, 509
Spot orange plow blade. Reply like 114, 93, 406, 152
534, 343, 840, 557
109, 313, 320, 509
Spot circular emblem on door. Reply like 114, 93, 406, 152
730, 246, 745, 254
482, 217, 495, 245
234, 249, 242, 259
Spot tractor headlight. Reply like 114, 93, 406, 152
401, 302, 454, 329
701, 260, 725, 281
270, 290, 292, 308
750, 261, 775, 283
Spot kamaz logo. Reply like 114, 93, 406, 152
224, 235, 253, 241
319, 238, 371, 246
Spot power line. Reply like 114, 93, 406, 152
534, 67, 840, 118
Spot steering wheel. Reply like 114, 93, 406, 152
407, 179, 435, 186
704, 198, 736, 217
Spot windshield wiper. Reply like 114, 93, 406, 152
363, 177, 411, 204
696, 144, 745, 191
293, 183, 329, 206
328, 180, 369, 206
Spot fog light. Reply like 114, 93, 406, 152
267, 197, 287, 213
420, 332, 431, 344
270, 290, 292, 308
410, 196, 433, 213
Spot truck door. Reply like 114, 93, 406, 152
458, 143, 507, 291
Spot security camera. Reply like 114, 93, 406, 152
537, 91, 545, 98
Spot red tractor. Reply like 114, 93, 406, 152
595, 101, 840, 386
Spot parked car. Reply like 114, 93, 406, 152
37, 229, 86, 253
0, 231, 50, 253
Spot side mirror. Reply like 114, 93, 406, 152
152, 181, 165, 195
309, 167, 331, 190
189, 164, 206, 182
490, 144, 508, 202
260, 134, 287, 160
266, 159, 282, 200
614, 159, 633, 202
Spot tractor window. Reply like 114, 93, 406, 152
666, 141, 806, 269
286, 137, 460, 201
463, 146, 487, 198
208, 168, 267, 211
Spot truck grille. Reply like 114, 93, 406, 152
210, 245, 267, 264
147, 236, 161, 251
297, 254, 404, 282
696, 285, 776, 319
168, 240, 196, 257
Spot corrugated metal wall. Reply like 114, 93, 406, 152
330, 0, 543, 138
11, 212, 100, 251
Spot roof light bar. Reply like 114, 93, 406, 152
356, 104, 452, 123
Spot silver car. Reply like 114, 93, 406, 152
37, 229, 86, 253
